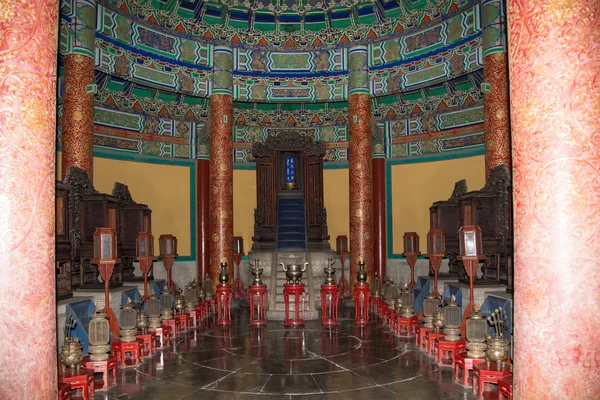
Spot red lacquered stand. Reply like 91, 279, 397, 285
162, 318, 177, 337
249, 284, 268, 325
187, 310, 198, 328
473, 362, 512, 399
498, 374, 513, 400
388, 310, 398, 331
175, 314, 189, 332
321, 283, 340, 325
195, 303, 205, 320
136, 331, 157, 358
58, 367, 95, 400
396, 316, 418, 337
454, 350, 486, 388
425, 331, 445, 356
354, 283, 370, 325
417, 326, 433, 350
216, 284, 233, 326
284, 283, 306, 327
111, 339, 143, 367
58, 381, 71, 400
436, 338, 466, 366
82, 355, 117, 391
149, 326, 171, 348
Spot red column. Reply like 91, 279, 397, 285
62, 54, 95, 180
349, 93, 374, 287
0, 0, 59, 397
196, 159, 210, 281
507, 1, 600, 398
372, 158, 386, 279
209, 94, 233, 288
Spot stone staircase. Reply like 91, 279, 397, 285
276, 198, 307, 250
266, 251, 320, 321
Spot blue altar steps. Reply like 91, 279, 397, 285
277, 198, 307, 250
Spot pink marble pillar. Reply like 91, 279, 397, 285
507, 1, 600, 398
0, 0, 59, 398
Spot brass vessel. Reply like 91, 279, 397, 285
356, 261, 367, 284
323, 259, 336, 285
136, 308, 150, 334
485, 335, 510, 371
219, 261, 229, 285
60, 338, 83, 372
281, 262, 308, 284
174, 295, 186, 315
249, 260, 264, 285
432, 309, 445, 333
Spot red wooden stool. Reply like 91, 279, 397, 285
436, 338, 466, 366
162, 319, 177, 337
249, 284, 268, 325
284, 283, 306, 327
210, 299, 217, 313
58, 381, 71, 400
417, 326, 433, 349
396, 316, 418, 337
136, 332, 157, 358
473, 362, 511, 399
195, 304, 204, 320
498, 374, 513, 400
387, 311, 398, 331
175, 314, 189, 332
187, 310, 198, 327
58, 367, 94, 400
111, 339, 143, 367
426, 332, 445, 356
150, 326, 171, 348
82, 355, 117, 391
454, 350, 486, 387
381, 307, 392, 326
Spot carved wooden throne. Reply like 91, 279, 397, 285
251, 131, 330, 252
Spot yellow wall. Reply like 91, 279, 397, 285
324, 168, 350, 248
56, 151, 63, 180
93, 157, 192, 256
390, 155, 485, 253
233, 169, 257, 252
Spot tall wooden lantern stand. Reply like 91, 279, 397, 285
426, 229, 445, 296
248, 260, 267, 325
136, 232, 156, 301
336, 235, 350, 298
457, 225, 485, 319
403, 232, 421, 290
353, 261, 370, 325
282, 262, 308, 327
91, 227, 121, 337
321, 259, 340, 326
159, 234, 178, 292
233, 236, 247, 299
216, 262, 232, 326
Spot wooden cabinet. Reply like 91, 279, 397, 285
112, 183, 152, 281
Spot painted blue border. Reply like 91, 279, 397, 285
94, 149, 197, 262
385, 148, 485, 259
233, 162, 350, 171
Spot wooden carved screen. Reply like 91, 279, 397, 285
305, 155, 324, 245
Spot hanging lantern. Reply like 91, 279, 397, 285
88, 310, 111, 361
466, 304, 487, 358
400, 285, 415, 317
147, 292, 162, 328
160, 288, 174, 320
443, 295, 461, 341
423, 292, 439, 329
119, 302, 138, 342
458, 225, 486, 314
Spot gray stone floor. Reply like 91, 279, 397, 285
97, 307, 478, 400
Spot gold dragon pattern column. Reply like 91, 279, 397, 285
348, 46, 374, 287
507, 1, 600, 398
0, 0, 59, 397
209, 46, 234, 287
62, 0, 96, 180
482, 0, 511, 177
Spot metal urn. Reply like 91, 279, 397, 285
485, 335, 510, 371
249, 259, 264, 286
400, 284, 415, 317
147, 293, 162, 329
443, 295, 461, 341
432, 309, 445, 334
281, 262, 308, 284
203, 274, 214, 300
466, 304, 487, 359
197, 287, 206, 303
423, 292, 439, 329
323, 258, 336, 284
356, 261, 368, 284
136, 307, 150, 334
174, 294, 186, 315
184, 283, 197, 312
219, 261, 230, 285
60, 337, 83, 373
160, 288, 174, 320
